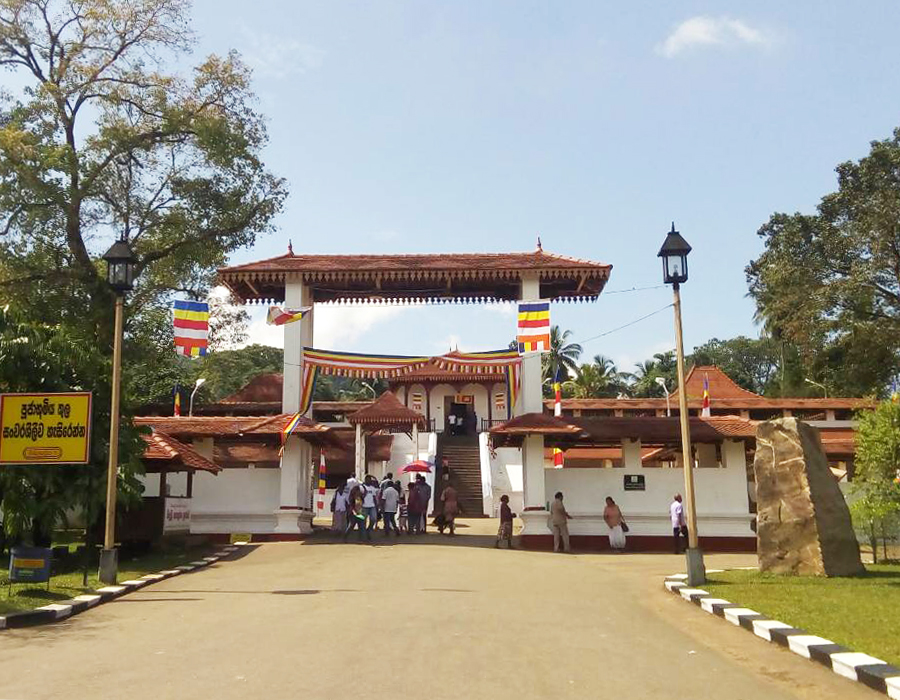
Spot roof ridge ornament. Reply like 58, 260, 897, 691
287, 239, 294, 256
536, 236, 542, 252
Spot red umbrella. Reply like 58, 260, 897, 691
400, 460, 433, 473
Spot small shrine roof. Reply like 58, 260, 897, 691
141, 431, 221, 473
346, 391, 427, 431
671, 365, 761, 400
218, 247, 612, 304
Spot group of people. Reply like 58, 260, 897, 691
331, 472, 462, 541
333, 477, 691, 553
548, 492, 690, 555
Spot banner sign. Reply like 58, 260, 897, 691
9, 546, 52, 583
624, 474, 646, 491
163, 498, 191, 533
0, 392, 92, 465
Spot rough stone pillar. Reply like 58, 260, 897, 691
754, 418, 863, 576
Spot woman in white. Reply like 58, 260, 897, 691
331, 483, 349, 533
603, 496, 627, 552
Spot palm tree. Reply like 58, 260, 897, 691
565, 363, 605, 398
592, 354, 629, 397
543, 326, 582, 385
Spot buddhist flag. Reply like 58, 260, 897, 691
553, 448, 564, 468
553, 366, 563, 418
267, 305, 311, 326
173, 300, 209, 358
317, 454, 327, 513
174, 385, 181, 417
701, 372, 711, 417
279, 412, 304, 456
517, 301, 550, 353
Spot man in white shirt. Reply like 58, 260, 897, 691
670, 494, 688, 554
381, 481, 400, 537
361, 476, 380, 534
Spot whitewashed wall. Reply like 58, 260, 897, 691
190, 468, 281, 534
481, 434, 524, 517
544, 459, 754, 538
429, 384, 455, 431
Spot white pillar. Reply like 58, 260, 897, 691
721, 439, 745, 471
622, 438, 642, 470
517, 273, 550, 537
276, 278, 314, 535
412, 422, 419, 462
355, 423, 364, 480
696, 443, 718, 469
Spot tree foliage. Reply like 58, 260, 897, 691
690, 336, 781, 395
747, 128, 900, 396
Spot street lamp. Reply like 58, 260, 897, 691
99, 238, 137, 584
655, 376, 671, 416
658, 222, 705, 586
189, 377, 206, 416
805, 378, 827, 398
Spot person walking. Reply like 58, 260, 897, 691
331, 483, 348, 533
398, 481, 409, 533
550, 491, 572, 553
362, 475, 380, 535
439, 480, 459, 535
381, 480, 400, 536
416, 474, 432, 534
495, 494, 515, 548
671, 494, 688, 554
407, 481, 422, 534
603, 496, 627, 553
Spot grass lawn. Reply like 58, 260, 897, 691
703, 564, 900, 667
1, 546, 209, 616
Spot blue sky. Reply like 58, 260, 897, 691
192, 1, 900, 372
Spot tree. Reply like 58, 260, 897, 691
747, 128, 900, 397
852, 400, 900, 561
0, 306, 144, 550
543, 325, 582, 387
0, 0, 286, 321
628, 352, 677, 398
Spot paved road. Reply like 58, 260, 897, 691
0, 521, 876, 700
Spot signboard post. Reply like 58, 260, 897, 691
163, 498, 191, 533
8, 546, 52, 593
0, 393, 93, 465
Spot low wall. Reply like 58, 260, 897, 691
189, 468, 280, 534
538, 465, 755, 551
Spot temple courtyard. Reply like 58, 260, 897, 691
0, 521, 876, 700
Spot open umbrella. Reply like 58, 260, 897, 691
400, 459, 433, 473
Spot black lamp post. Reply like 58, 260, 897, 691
658, 222, 705, 586
99, 238, 137, 584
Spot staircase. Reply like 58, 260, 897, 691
437, 434, 486, 517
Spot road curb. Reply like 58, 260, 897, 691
663, 572, 900, 698
0, 545, 243, 633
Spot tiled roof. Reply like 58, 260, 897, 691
218, 247, 612, 304
551, 397, 870, 410
326, 430, 394, 463
491, 413, 757, 447
489, 413, 583, 436
347, 392, 427, 430
220, 373, 283, 403
134, 415, 341, 447
671, 365, 761, 400
141, 431, 220, 473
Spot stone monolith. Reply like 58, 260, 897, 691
754, 418, 863, 576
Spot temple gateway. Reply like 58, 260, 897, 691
133, 244, 868, 550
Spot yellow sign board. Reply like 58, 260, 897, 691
0, 393, 92, 465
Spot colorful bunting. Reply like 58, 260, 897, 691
173, 300, 209, 357
316, 454, 327, 513
701, 372, 711, 417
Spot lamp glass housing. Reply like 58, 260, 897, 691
103, 240, 137, 293
662, 252, 688, 285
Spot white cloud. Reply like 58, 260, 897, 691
242, 305, 409, 351
239, 28, 325, 79
657, 16, 770, 58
